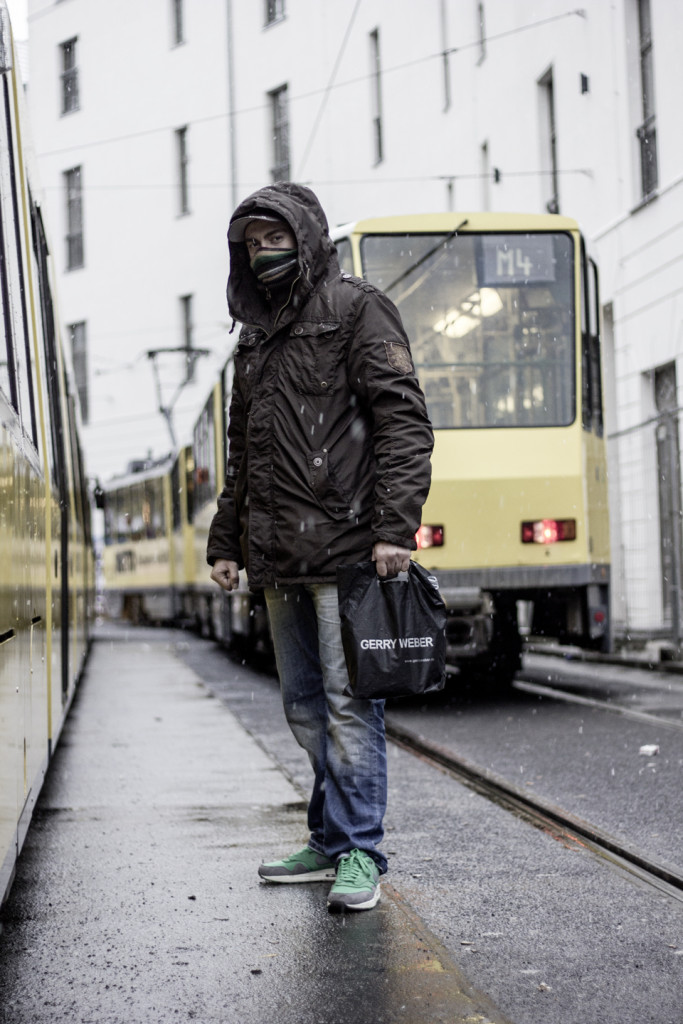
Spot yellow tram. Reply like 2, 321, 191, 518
100, 210, 609, 687
333, 213, 609, 681
1, 2, 94, 906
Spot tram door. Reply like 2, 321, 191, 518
654, 362, 682, 631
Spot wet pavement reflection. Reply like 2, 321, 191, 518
0, 627, 509, 1024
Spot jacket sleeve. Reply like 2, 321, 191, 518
345, 286, 434, 549
206, 374, 247, 567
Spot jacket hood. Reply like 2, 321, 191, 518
227, 182, 339, 328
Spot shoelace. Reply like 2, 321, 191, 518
336, 850, 375, 885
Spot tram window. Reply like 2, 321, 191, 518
129, 483, 145, 541
103, 496, 115, 544
30, 200, 65, 490
155, 477, 166, 536
111, 489, 131, 543
0, 189, 15, 403
193, 400, 216, 510
360, 230, 575, 429
122, 477, 161, 540
0, 78, 38, 445
171, 459, 181, 530
0, 238, 13, 402
335, 237, 354, 275
143, 476, 165, 538
588, 258, 603, 436
0, 80, 21, 412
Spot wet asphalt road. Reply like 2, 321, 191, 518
387, 652, 683, 879
1, 624, 683, 1023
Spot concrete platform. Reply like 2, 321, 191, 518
0, 627, 510, 1024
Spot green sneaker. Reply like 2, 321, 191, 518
327, 849, 381, 911
258, 845, 336, 883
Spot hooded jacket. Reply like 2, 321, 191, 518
206, 182, 434, 588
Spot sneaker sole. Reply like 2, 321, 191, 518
327, 885, 381, 911
258, 867, 337, 883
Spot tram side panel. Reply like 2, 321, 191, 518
0, 2, 93, 905
189, 379, 230, 639
0, 21, 49, 896
171, 446, 196, 624
191, 362, 271, 652
30, 191, 92, 732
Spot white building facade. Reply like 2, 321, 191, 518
25, 0, 683, 646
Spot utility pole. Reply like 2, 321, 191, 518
146, 345, 209, 449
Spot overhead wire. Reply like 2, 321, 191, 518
39, 168, 593, 196
32, 8, 588, 160
296, 0, 362, 179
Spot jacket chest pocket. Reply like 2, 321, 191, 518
289, 320, 343, 396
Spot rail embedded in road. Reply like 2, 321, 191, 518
384, 716, 683, 905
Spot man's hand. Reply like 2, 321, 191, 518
210, 558, 241, 591
372, 541, 412, 577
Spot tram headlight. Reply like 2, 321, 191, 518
521, 518, 576, 544
415, 524, 445, 549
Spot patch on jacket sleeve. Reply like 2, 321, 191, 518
383, 340, 413, 374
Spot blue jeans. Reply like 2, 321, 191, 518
264, 583, 388, 873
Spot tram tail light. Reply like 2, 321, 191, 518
521, 518, 576, 544
415, 524, 444, 549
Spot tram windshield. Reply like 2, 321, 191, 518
103, 476, 166, 544
360, 231, 575, 429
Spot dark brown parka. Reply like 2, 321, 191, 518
206, 183, 434, 588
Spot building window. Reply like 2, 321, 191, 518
265, 0, 285, 26
653, 362, 680, 622
268, 85, 290, 181
480, 141, 491, 210
69, 321, 88, 423
369, 28, 383, 165
636, 0, 658, 198
171, 0, 184, 44
60, 37, 79, 114
477, 2, 486, 64
539, 68, 559, 214
176, 126, 189, 214
180, 294, 195, 382
64, 166, 84, 269
440, 0, 451, 111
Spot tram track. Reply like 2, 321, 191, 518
515, 656, 683, 730
514, 673, 683, 730
384, 715, 683, 905
179, 631, 683, 909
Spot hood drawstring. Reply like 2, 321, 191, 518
271, 274, 302, 328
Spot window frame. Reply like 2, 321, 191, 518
69, 320, 88, 423
635, 0, 658, 199
60, 36, 79, 115
175, 126, 190, 215
268, 85, 290, 181
64, 165, 84, 270
369, 28, 383, 165
171, 0, 184, 45
265, 0, 285, 27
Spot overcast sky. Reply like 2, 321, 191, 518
6, 0, 27, 39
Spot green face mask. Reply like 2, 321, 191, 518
250, 248, 299, 285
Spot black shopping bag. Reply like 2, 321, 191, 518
337, 561, 447, 699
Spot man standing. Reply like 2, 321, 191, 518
208, 182, 433, 912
